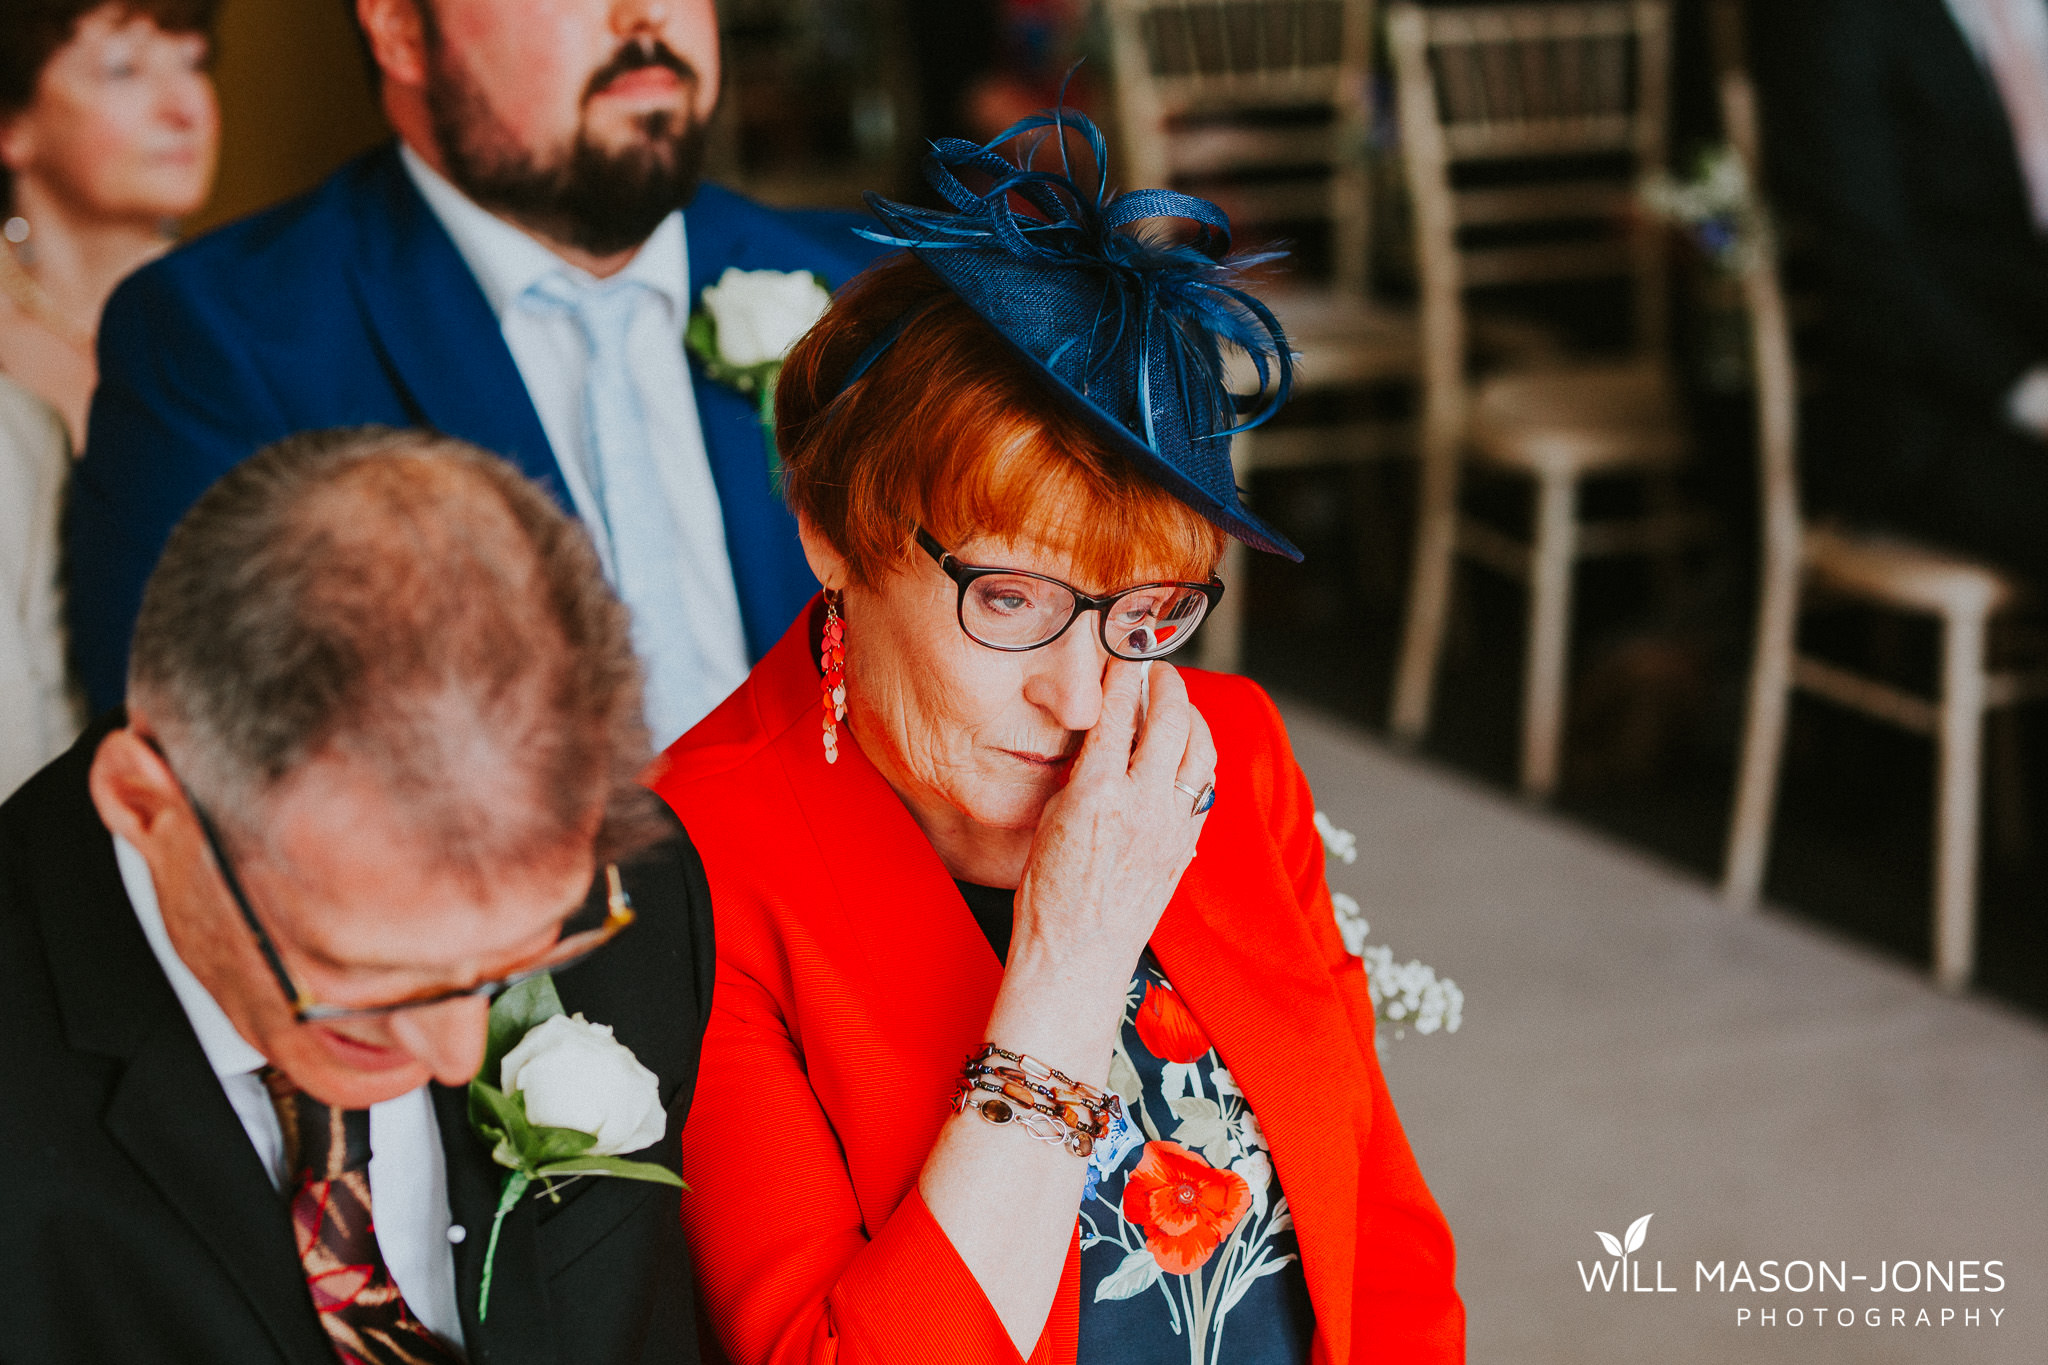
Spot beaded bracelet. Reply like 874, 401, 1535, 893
969, 1050, 1116, 1130
966, 1063, 1113, 1139
953, 1044, 1121, 1158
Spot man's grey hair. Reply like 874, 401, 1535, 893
130, 426, 664, 870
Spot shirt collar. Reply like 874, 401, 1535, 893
398, 141, 689, 320
115, 834, 269, 1080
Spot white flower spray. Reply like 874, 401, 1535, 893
1317, 813, 1464, 1042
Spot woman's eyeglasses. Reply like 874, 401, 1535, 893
917, 530, 1222, 662
145, 737, 633, 1023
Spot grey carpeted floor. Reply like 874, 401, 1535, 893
1280, 699, 2048, 1365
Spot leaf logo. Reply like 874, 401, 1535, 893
1594, 1214, 1653, 1269
1579, 1213, 1673, 1294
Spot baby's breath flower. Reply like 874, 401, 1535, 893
1322, 809, 1463, 1039
1313, 810, 1358, 864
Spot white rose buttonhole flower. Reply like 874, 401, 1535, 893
685, 266, 834, 479
467, 973, 682, 1319
697, 267, 833, 369
500, 1013, 667, 1155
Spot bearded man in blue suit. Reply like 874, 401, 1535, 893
68, 0, 887, 745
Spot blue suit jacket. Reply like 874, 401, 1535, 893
68, 143, 889, 711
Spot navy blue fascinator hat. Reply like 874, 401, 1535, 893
849, 110, 1304, 562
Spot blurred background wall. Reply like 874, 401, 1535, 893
187, 0, 388, 233
184, 0, 935, 232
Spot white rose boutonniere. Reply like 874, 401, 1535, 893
499, 1014, 667, 1155
468, 974, 682, 1318
686, 267, 833, 477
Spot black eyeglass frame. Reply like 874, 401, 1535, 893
915, 529, 1224, 662
144, 737, 634, 1023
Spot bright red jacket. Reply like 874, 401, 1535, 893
652, 603, 1464, 1365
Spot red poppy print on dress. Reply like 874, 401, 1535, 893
1133, 978, 1210, 1063
1120, 1139, 1253, 1274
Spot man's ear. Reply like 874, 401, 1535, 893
356, 0, 430, 90
87, 717, 188, 854
795, 514, 850, 593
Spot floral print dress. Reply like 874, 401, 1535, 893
953, 884, 1315, 1365
1077, 951, 1315, 1364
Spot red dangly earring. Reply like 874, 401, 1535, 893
821, 590, 846, 764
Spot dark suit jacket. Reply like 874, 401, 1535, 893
1760, 0, 2048, 411
0, 717, 717, 1365
66, 144, 891, 712
1751, 0, 2048, 572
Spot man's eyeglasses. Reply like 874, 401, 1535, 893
916, 530, 1222, 662
146, 739, 633, 1023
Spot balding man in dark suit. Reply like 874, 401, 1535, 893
4, 429, 714, 1364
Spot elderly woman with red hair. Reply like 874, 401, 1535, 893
653, 116, 1461, 1365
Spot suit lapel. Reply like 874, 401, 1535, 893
344, 147, 571, 511
31, 726, 332, 1365
1151, 806, 1367, 1365
684, 188, 821, 659
433, 1083, 559, 1365
101, 1032, 329, 1362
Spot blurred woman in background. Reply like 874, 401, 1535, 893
1, 0, 218, 441
0, 0, 216, 795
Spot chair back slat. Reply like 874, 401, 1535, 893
1388, 0, 1672, 389
1719, 61, 1803, 553
1425, 5, 1642, 126
1108, 0, 1377, 293
1441, 115, 1635, 158
1131, 1, 1351, 94
1454, 180, 1634, 226
1461, 239, 1638, 288
1166, 124, 1344, 177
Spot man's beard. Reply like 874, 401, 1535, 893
424, 36, 708, 258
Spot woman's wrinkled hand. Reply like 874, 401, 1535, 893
1011, 661, 1215, 992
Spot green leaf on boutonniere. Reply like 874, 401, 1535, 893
467, 1078, 531, 1158
526, 1120, 600, 1167
469, 1080, 601, 1170
535, 1154, 685, 1186
482, 973, 565, 1082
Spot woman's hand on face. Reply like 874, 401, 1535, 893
1011, 660, 1215, 991
923, 659, 1213, 1349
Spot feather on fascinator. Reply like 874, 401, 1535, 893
849, 109, 1304, 561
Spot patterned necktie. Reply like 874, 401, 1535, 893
524, 274, 716, 748
262, 1069, 464, 1365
